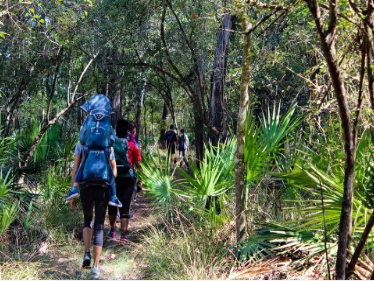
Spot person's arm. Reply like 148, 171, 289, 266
132, 144, 142, 170
70, 154, 81, 210
111, 159, 117, 178
71, 154, 82, 186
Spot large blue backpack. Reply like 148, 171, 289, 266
78, 94, 116, 187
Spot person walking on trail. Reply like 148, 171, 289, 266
65, 96, 122, 209
128, 121, 139, 148
128, 120, 142, 193
164, 124, 177, 169
108, 119, 142, 243
177, 128, 190, 168
68, 94, 118, 279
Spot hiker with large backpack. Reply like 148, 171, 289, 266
177, 128, 190, 168
164, 124, 177, 169
108, 119, 142, 243
65, 96, 122, 208
67, 94, 119, 278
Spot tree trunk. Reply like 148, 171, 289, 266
160, 102, 168, 148
234, 1, 252, 243
135, 78, 146, 143
208, 7, 233, 146
194, 110, 204, 165
194, 71, 204, 165
108, 50, 122, 128
305, 1, 356, 278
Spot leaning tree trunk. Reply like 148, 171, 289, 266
208, 6, 233, 146
135, 78, 146, 143
234, 0, 252, 243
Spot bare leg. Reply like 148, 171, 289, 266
109, 215, 116, 232
93, 245, 102, 267
120, 218, 129, 235
83, 227, 92, 252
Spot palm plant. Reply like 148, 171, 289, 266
178, 138, 236, 212
139, 150, 185, 213
241, 116, 374, 267
0, 169, 18, 237
244, 103, 302, 184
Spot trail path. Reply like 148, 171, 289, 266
46, 192, 154, 280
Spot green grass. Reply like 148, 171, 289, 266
134, 213, 234, 280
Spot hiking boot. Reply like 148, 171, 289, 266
66, 186, 79, 201
108, 196, 123, 208
91, 266, 100, 279
120, 235, 128, 243
82, 251, 91, 268
109, 231, 117, 241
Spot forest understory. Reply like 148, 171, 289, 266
2, 0, 374, 279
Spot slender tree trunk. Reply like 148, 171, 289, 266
160, 102, 168, 148
194, 110, 204, 165
194, 72, 204, 164
143, 99, 147, 137
305, 1, 357, 278
108, 50, 122, 128
234, 0, 252, 243
209, 5, 233, 145
135, 78, 146, 143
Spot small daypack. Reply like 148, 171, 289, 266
78, 94, 116, 186
165, 130, 174, 144
178, 134, 185, 150
114, 138, 131, 177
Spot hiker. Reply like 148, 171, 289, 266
128, 120, 142, 193
68, 94, 118, 278
128, 121, 139, 148
164, 124, 177, 169
108, 119, 142, 242
177, 128, 190, 168
65, 97, 122, 208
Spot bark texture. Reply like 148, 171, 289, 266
208, 8, 233, 145
234, 1, 252, 243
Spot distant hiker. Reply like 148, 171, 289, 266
128, 121, 139, 148
68, 94, 118, 278
177, 128, 190, 168
65, 96, 122, 209
108, 119, 142, 243
164, 124, 177, 169
128, 120, 142, 194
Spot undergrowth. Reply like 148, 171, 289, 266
135, 210, 236, 280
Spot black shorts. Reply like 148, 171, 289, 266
167, 144, 176, 154
108, 177, 135, 219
